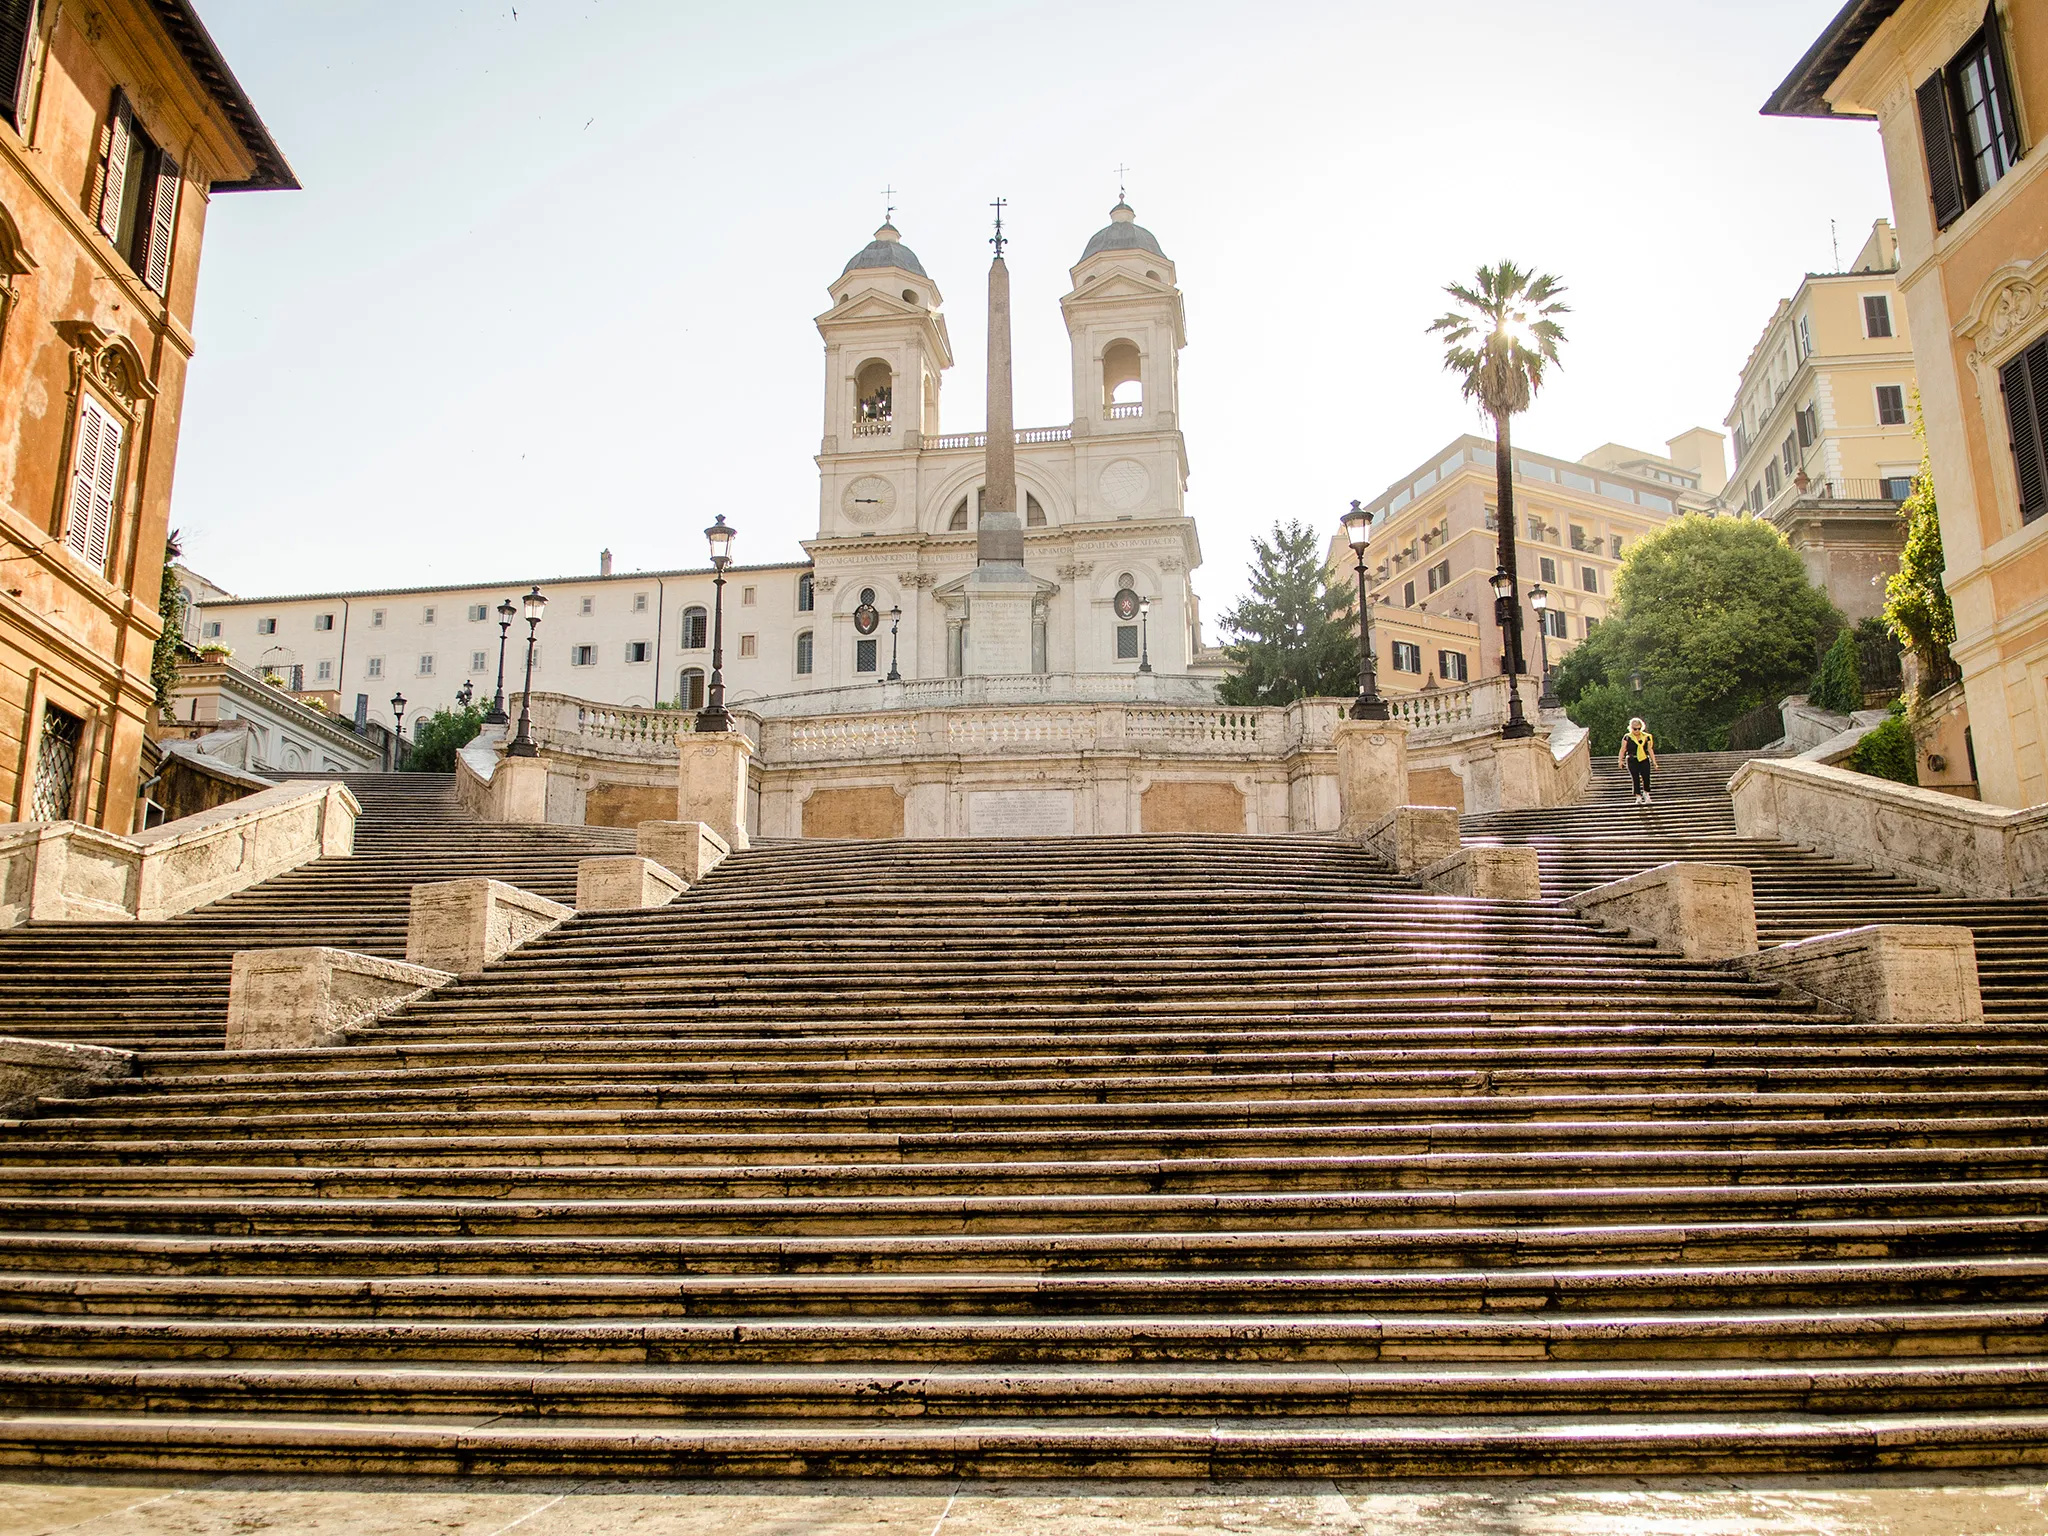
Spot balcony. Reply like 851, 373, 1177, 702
1104, 402, 1144, 419
926, 425, 1076, 450
852, 417, 893, 438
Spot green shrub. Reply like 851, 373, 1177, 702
1846, 712, 1917, 784
1809, 630, 1861, 713
404, 705, 487, 774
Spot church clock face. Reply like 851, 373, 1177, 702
842, 475, 896, 526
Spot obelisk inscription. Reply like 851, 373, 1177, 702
967, 199, 1036, 676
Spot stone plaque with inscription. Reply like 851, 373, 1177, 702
967, 789, 1077, 838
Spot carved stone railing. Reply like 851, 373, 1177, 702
0, 780, 358, 928
744, 672, 1221, 719
925, 425, 1076, 450
851, 418, 893, 438
784, 715, 922, 761
1104, 402, 1144, 419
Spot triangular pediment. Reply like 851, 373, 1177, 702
817, 290, 927, 326
1064, 270, 1173, 305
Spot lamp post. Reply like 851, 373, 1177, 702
507, 586, 546, 757
485, 599, 515, 725
456, 680, 474, 710
1490, 566, 1534, 738
886, 603, 902, 682
695, 515, 735, 733
1529, 585, 1558, 710
1138, 597, 1153, 674
1631, 668, 1645, 701
1341, 500, 1389, 721
390, 692, 406, 770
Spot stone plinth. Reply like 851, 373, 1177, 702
1566, 862, 1757, 962
637, 820, 731, 883
576, 856, 686, 912
491, 755, 550, 824
406, 878, 574, 977
1362, 805, 1460, 873
1418, 846, 1541, 900
965, 572, 1038, 677
0, 1037, 133, 1113
1743, 923, 1983, 1025
1334, 720, 1409, 838
226, 947, 453, 1052
678, 731, 753, 851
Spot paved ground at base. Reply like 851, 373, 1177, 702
2, 1473, 2045, 1535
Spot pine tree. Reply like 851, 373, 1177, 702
1217, 520, 1358, 706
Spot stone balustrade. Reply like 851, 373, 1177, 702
0, 780, 358, 928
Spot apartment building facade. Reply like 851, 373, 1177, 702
0, 1, 291, 831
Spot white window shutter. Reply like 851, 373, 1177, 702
97, 92, 130, 241
143, 151, 178, 294
67, 395, 121, 571
64, 404, 99, 559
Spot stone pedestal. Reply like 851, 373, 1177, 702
678, 731, 753, 851
636, 820, 731, 883
406, 878, 574, 977
965, 572, 1037, 677
1418, 846, 1541, 900
576, 856, 686, 912
1494, 735, 1556, 813
1334, 720, 1409, 839
1362, 805, 1460, 873
493, 755, 549, 824
1565, 862, 1757, 961
226, 947, 453, 1051
1743, 923, 1983, 1024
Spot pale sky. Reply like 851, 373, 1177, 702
174, 0, 1892, 632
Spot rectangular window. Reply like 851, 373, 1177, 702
1425, 559, 1450, 593
470, 650, 488, 672
626, 640, 650, 663
1797, 403, 1819, 448
579, 597, 594, 616
741, 586, 756, 606
63, 394, 122, 574
201, 621, 220, 639
314, 613, 334, 632
796, 630, 814, 674
256, 617, 276, 635
1732, 423, 1749, 465
371, 609, 385, 628
1610, 535, 1625, 558
1539, 556, 1557, 585
1483, 505, 1498, 531
1766, 461, 1781, 498
1438, 650, 1468, 683
1876, 385, 1908, 426
1882, 475, 1916, 501
29, 703, 81, 822
1782, 435, 1798, 477
468, 604, 487, 621
570, 644, 596, 667
417, 654, 434, 676
1391, 641, 1422, 674
1864, 295, 1893, 338
1750, 483, 1765, 514
633, 593, 648, 613
1543, 610, 1568, 639
1569, 524, 1588, 551
1584, 616, 1600, 636
1797, 314, 1813, 358
366, 657, 383, 679
1402, 580, 1416, 607
1525, 515, 1544, 541
1580, 566, 1599, 594
681, 609, 708, 649
738, 633, 756, 658
1923, 8, 2023, 228
92, 89, 181, 294
316, 660, 332, 681
2000, 336, 2048, 523
1116, 624, 1139, 660
856, 637, 878, 673
422, 606, 435, 624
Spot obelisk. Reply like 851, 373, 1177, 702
966, 199, 1036, 675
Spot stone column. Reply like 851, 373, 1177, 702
678, 730, 753, 850
1333, 719, 1409, 839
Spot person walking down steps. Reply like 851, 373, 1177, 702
1620, 717, 1659, 805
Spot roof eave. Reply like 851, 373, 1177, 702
1761, 0, 1902, 120
145, 0, 298, 192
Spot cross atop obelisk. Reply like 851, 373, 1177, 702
977, 198, 1023, 577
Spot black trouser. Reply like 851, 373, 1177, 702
1627, 756, 1652, 795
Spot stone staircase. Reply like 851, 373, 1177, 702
1464, 751, 2048, 1025
0, 802, 2046, 1475
0, 774, 633, 1051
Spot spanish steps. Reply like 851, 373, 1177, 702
0, 758, 2046, 1476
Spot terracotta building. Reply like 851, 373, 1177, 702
0, 1, 291, 831
1768, 0, 2046, 806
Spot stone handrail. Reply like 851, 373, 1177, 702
763, 699, 1334, 764
0, 780, 358, 927
1387, 676, 1522, 741
1729, 757, 2048, 899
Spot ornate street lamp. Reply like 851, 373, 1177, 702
485, 598, 516, 725
1138, 596, 1153, 674
696, 515, 736, 733
1490, 566, 1534, 738
389, 692, 406, 769
1631, 667, 1645, 698
456, 679, 474, 709
507, 586, 547, 757
887, 603, 903, 682
1529, 584, 1558, 710
1341, 501, 1388, 721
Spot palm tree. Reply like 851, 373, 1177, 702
1428, 262, 1569, 738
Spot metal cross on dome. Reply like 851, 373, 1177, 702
1116, 163, 1129, 201
881, 185, 896, 224
990, 198, 1006, 258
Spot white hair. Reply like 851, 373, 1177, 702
1628, 717, 1646, 730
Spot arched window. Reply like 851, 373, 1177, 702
951, 487, 1048, 530
797, 573, 815, 612
679, 668, 706, 709
681, 606, 708, 649
1026, 493, 1046, 527
1103, 339, 1142, 415
854, 358, 893, 434
796, 629, 814, 675
949, 497, 969, 531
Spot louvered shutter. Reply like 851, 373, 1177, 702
1984, 2, 2025, 164
65, 396, 120, 568
95, 90, 130, 241
142, 150, 178, 294
2003, 342, 2048, 524
0, 0, 36, 129
64, 405, 99, 559
1919, 72, 1967, 229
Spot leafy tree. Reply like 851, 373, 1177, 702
1882, 440, 1957, 697
1846, 707, 1917, 784
1556, 514, 1840, 754
1810, 629, 1862, 713
150, 529, 188, 720
403, 704, 487, 773
1427, 261, 1569, 708
1218, 520, 1358, 706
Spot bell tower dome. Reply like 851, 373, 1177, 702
1061, 201, 1186, 436
817, 223, 951, 460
